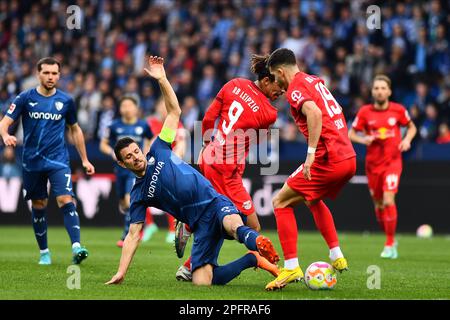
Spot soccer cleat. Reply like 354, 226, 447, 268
256, 235, 280, 265
38, 251, 52, 265
380, 244, 398, 259
265, 266, 304, 291
174, 221, 191, 258
142, 223, 158, 242
166, 231, 175, 244
331, 257, 348, 272
249, 251, 280, 278
72, 246, 89, 264
116, 240, 124, 248
175, 265, 192, 282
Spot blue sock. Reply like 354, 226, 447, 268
121, 210, 131, 240
61, 202, 80, 245
236, 226, 259, 251
212, 253, 257, 285
32, 208, 48, 250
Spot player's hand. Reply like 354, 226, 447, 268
363, 135, 375, 146
303, 153, 315, 181
144, 56, 166, 81
105, 272, 125, 285
82, 160, 95, 175
399, 139, 411, 152
2, 134, 17, 147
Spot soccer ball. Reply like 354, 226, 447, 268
305, 261, 337, 290
416, 224, 433, 239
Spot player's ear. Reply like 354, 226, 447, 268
117, 159, 126, 168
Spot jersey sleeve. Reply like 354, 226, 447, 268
129, 200, 146, 224
5, 94, 26, 121
65, 98, 78, 125
202, 82, 230, 138
289, 82, 313, 110
398, 106, 411, 126
152, 136, 173, 153
351, 110, 367, 132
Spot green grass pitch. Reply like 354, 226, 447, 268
1, 226, 449, 300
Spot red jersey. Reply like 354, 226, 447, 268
352, 102, 411, 169
202, 78, 278, 167
146, 116, 185, 148
286, 72, 355, 163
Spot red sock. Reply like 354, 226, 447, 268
183, 256, 191, 271
167, 214, 175, 232
274, 207, 298, 260
145, 208, 154, 225
375, 207, 386, 232
384, 204, 397, 246
308, 201, 339, 249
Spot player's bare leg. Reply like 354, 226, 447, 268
56, 194, 88, 264
245, 212, 261, 232
31, 199, 51, 265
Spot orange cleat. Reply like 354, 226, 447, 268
255, 235, 280, 265
249, 251, 280, 277
116, 240, 124, 248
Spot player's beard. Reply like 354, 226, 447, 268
375, 98, 388, 106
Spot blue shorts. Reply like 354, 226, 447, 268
22, 167, 74, 201
190, 195, 247, 272
116, 172, 135, 199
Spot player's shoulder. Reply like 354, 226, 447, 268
15, 88, 35, 101
137, 119, 149, 127
110, 118, 122, 127
358, 104, 373, 114
55, 89, 74, 102
389, 101, 407, 111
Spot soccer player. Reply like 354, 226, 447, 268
142, 97, 187, 244
106, 56, 280, 286
264, 48, 356, 290
348, 75, 417, 259
0, 57, 95, 265
100, 96, 153, 248
174, 54, 283, 281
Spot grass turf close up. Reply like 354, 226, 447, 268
0, 226, 449, 300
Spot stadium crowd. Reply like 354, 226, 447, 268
0, 0, 449, 146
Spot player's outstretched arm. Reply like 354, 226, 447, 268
106, 222, 143, 285
144, 56, 181, 136
0, 116, 17, 147
68, 123, 95, 174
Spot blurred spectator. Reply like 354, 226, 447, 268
0, 146, 21, 178
436, 123, 450, 144
419, 104, 439, 141
0, 0, 447, 149
181, 96, 200, 133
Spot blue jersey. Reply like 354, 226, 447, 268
129, 137, 229, 230
105, 119, 153, 176
5, 88, 77, 171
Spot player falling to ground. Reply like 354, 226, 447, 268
142, 97, 187, 244
264, 48, 356, 291
174, 54, 284, 281
100, 96, 153, 248
0, 57, 95, 265
106, 56, 280, 287
349, 75, 417, 259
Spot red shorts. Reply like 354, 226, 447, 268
199, 160, 254, 216
287, 157, 356, 201
366, 165, 402, 200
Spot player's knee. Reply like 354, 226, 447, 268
192, 265, 213, 286
32, 199, 48, 209
223, 214, 243, 234
383, 193, 395, 207
56, 195, 73, 208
